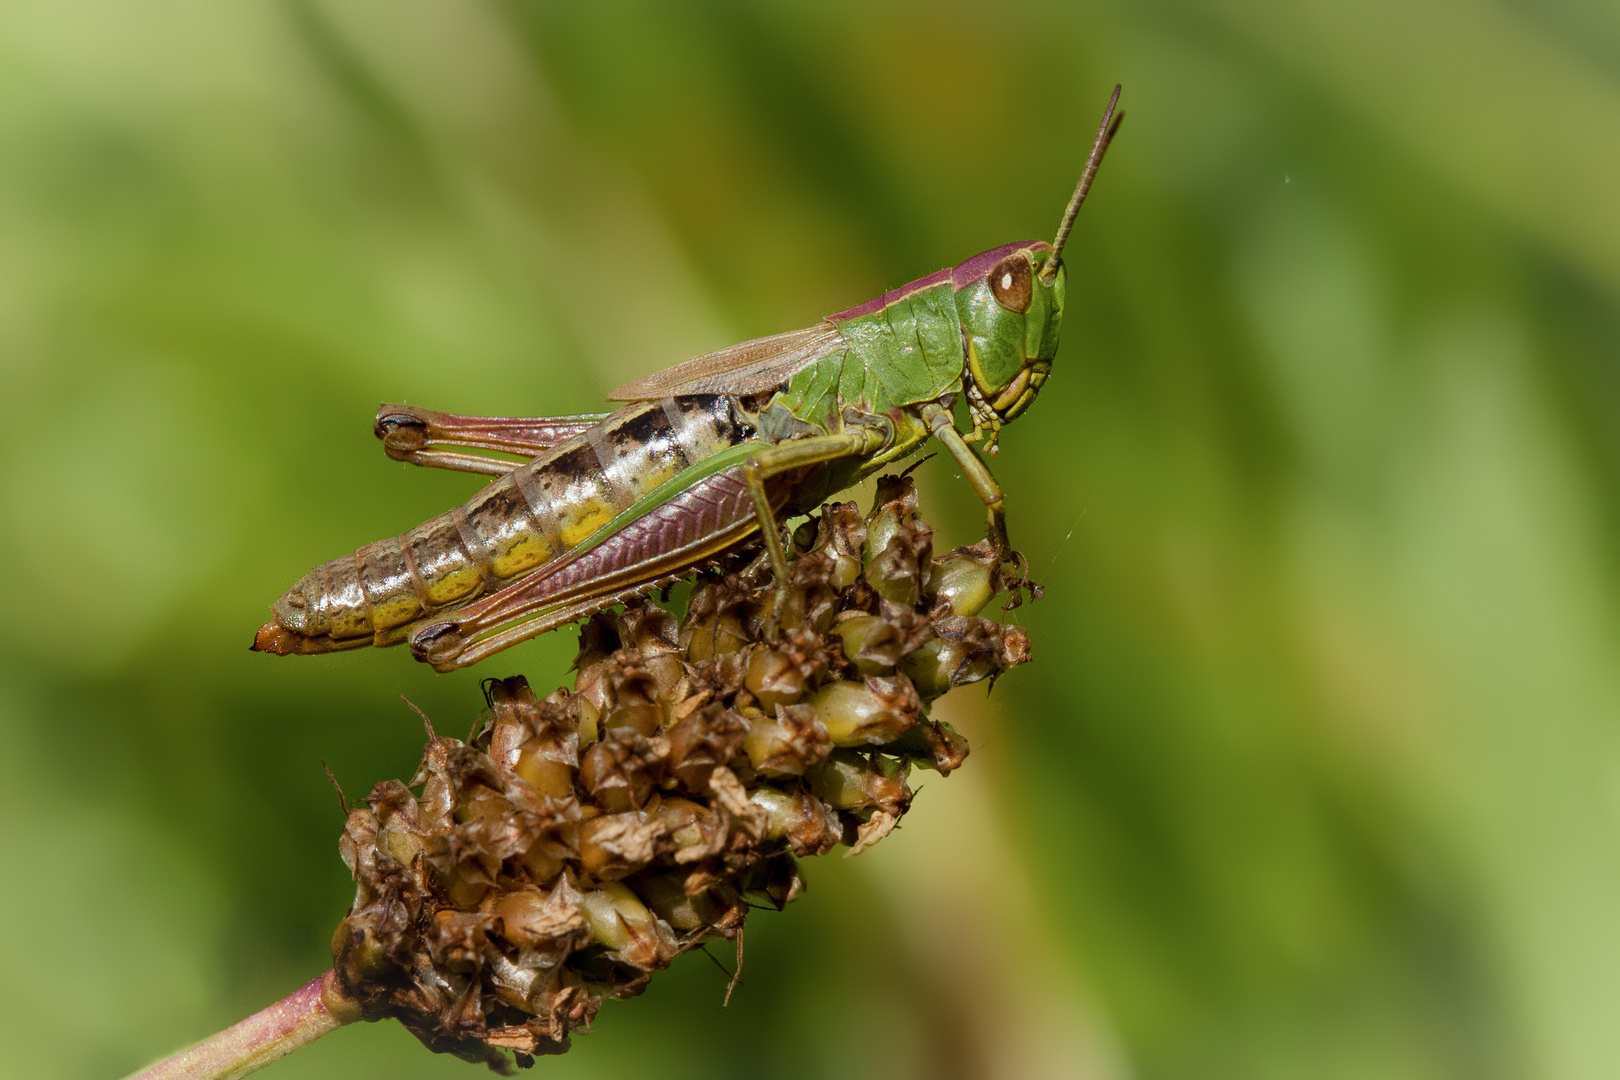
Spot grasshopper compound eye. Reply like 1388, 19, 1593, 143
989, 251, 1033, 313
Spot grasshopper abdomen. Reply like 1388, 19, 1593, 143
258, 395, 753, 655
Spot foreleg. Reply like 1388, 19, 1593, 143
920, 404, 1010, 556
412, 580, 683, 672
919, 402, 1042, 608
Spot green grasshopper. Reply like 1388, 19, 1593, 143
254, 87, 1122, 672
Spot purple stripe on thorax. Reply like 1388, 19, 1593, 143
825, 240, 1050, 321
950, 240, 1049, 289
828, 267, 953, 321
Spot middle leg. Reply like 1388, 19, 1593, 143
742, 428, 888, 585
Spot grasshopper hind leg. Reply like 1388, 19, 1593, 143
410, 580, 679, 672
402, 464, 772, 669
375, 404, 608, 476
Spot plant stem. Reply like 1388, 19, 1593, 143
124, 970, 359, 1080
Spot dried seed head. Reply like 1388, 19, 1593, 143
329, 476, 1035, 1071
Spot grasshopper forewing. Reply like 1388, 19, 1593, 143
254, 86, 1123, 671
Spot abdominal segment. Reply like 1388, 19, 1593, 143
257, 395, 751, 653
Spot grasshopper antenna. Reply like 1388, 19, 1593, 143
1041, 83, 1124, 284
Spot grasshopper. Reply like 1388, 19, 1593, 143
253, 87, 1122, 672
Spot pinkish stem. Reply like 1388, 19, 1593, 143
124, 970, 359, 1080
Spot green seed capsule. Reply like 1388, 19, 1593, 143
884, 719, 971, 774
494, 886, 583, 949
832, 615, 897, 676
520, 844, 565, 885
804, 680, 915, 746
805, 751, 910, 814
454, 786, 514, 824
747, 788, 796, 840
744, 645, 807, 710
748, 787, 842, 855
898, 639, 952, 698
633, 872, 726, 932
805, 755, 868, 810
441, 867, 492, 910
579, 882, 645, 950
652, 796, 725, 859
927, 553, 995, 617
644, 653, 686, 703
378, 822, 423, 868
900, 630, 1002, 697
576, 699, 601, 746
863, 510, 899, 564
580, 882, 670, 969
829, 554, 862, 591
792, 518, 820, 552
707, 607, 753, 657
332, 919, 390, 984
515, 736, 576, 799
864, 553, 919, 606
603, 697, 661, 738
740, 704, 831, 777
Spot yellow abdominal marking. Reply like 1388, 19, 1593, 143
328, 606, 372, 640
640, 459, 682, 490
423, 565, 481, 606
560, 502, 617, 548
490, 533, 555, 581
371, 593, 422, 632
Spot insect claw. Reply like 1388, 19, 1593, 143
992, 548, 1041, 610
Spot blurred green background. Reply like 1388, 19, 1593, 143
4, 1, 1620, 1078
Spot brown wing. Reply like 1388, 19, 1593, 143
608, 322, 844, 401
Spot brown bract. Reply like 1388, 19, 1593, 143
330, 476, 1032, 1072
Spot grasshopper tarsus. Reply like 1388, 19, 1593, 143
1001, 580, 1044, 612
994, 548, 1042, 611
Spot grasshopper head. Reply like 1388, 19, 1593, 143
951, 84, 1122, 454
951, 241, 1064, 452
